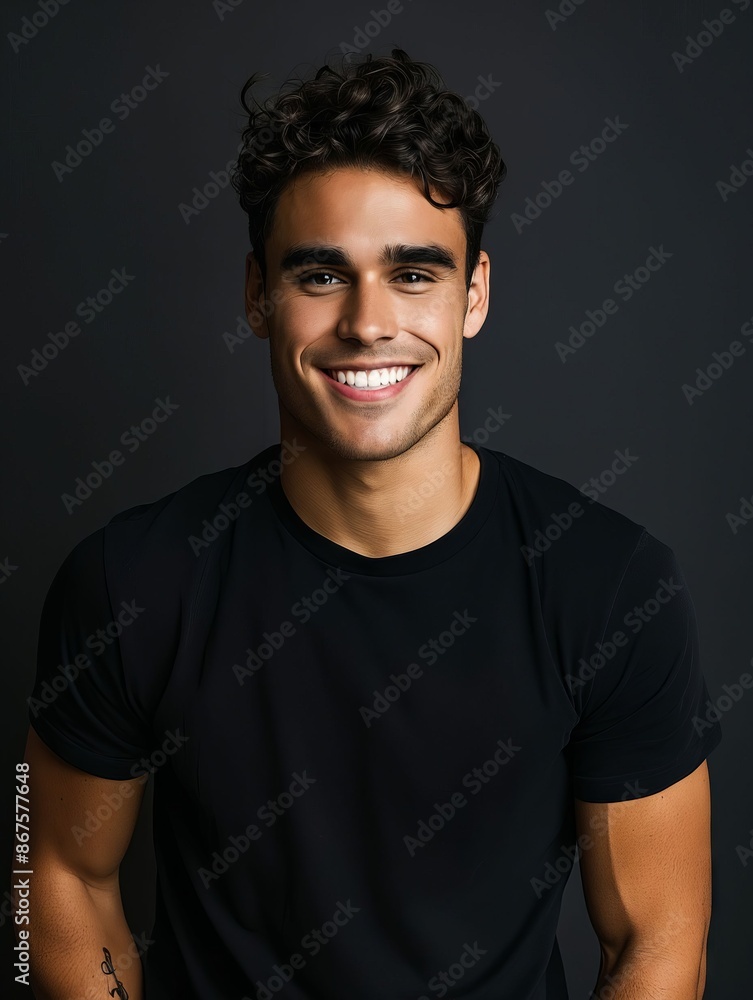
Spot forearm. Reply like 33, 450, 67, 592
20, 865, 143, 1000
591, 942, 705, 999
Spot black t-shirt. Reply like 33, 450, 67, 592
28, 441, 722, 1000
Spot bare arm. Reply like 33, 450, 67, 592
575, 760, 713, 999
13, 726, 148, 1000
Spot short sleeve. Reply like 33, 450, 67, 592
567, 530, 722, 802
28, 526, 153, 780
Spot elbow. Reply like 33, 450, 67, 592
599, 913, 710, 999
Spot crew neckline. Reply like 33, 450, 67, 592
264, 441, 500, 576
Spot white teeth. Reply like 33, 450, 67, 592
329, 365, 414, 389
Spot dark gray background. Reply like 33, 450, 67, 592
2, 0, 752, 995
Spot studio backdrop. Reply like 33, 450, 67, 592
2, 0, 751, 996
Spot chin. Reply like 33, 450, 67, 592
325, 434, 416, 463
305, 421, 424, 463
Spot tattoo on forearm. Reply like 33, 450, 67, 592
101, 947, 129, 999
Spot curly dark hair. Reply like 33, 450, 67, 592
230, 48, 506, 291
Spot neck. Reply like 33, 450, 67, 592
277, 412, 482, 559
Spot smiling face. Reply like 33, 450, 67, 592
244, 165, 490, 463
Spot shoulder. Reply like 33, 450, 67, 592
104, 458, 254, 563
482, 446, 659, 600
485, 446, 646, 537
54, 446, 280, 616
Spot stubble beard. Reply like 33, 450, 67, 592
271, 349, 463, 463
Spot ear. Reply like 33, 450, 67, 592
463, 250, 490, 341
244, 251, 270, 340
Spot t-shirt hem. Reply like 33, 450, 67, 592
572, 722, 722, 802
29, 714, 150, 781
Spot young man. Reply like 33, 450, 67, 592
21, 49, 721, 999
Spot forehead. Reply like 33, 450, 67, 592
267, 165, 466, 255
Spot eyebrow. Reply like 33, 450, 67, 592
278, 243, 459, 273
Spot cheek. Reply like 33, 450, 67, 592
398, 291, 462, 333
267, 298, 327, 349
277, 295, 343, 336
409, 296, 467, 351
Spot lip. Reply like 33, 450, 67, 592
318, 365, 421, 401
320, 363, 421, 370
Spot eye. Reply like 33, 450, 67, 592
395, 270, 434, 284
298, 271, 345, 286
297, 269, 436, 287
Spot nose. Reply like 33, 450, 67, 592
335, 277, 399, 346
